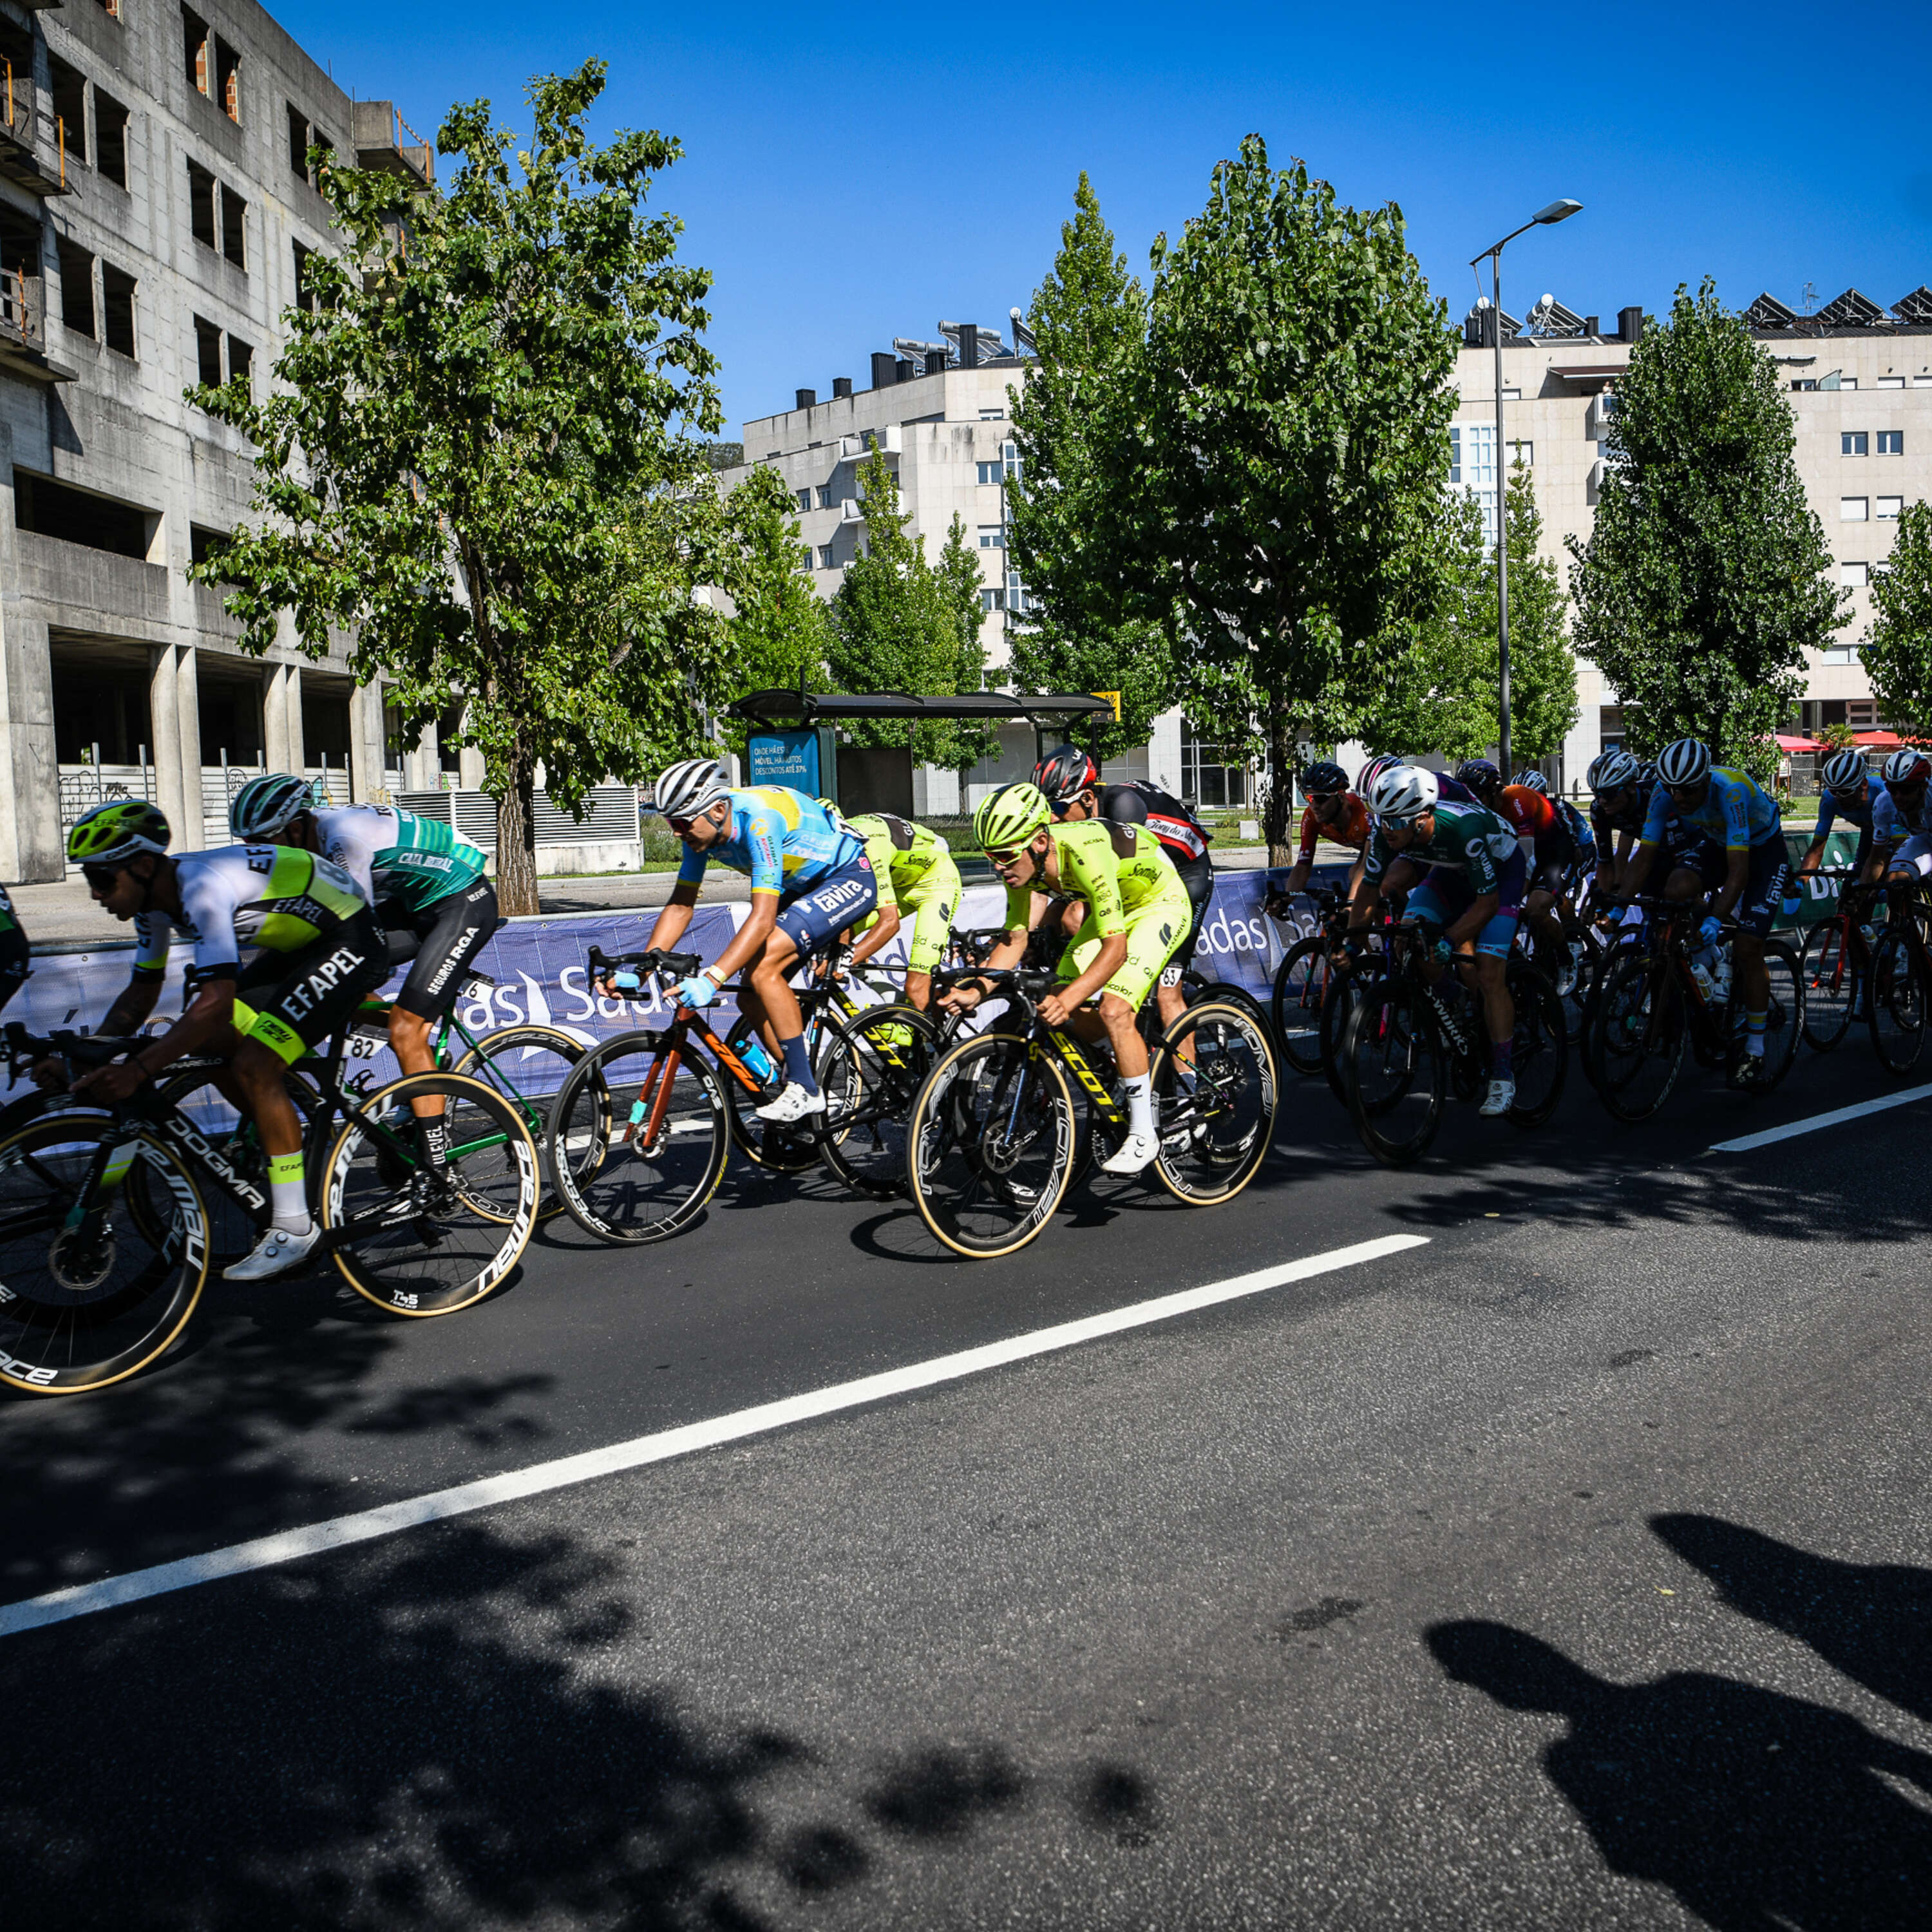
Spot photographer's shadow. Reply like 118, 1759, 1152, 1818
1428, 1619, 1932, 1931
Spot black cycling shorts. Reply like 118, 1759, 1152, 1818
381, 879, 500, 1020
233, 911, 387, 1066
1159, 855, 1217, 983
0, 923, 30, 1014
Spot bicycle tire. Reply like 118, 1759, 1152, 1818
1341, 978, 1446, 1167
1504, 962, 1568, 1128
451, 1023, 585, 1220
319, 1072, 537, 1316
1866, 929, 1929, 1077
1748, 939, 1804, 1092
547, 1030, 730, 1244
907, 1030, 1076, 1259
0, 1115, 210, 1395
1589, 954, 1686, 1122
721, 1010, 822, 1175
1149, 999, 1277, 1204
1270, 936, 1332, 1077
1798, 922, 1857, 1053
814, 1003, 939, 1200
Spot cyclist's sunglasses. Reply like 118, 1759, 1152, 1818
1307, 789, 1347, 808
983, 844, 1034, 867
1665, 779, 1707, 797
81, 862, 127, 892
1045, 789, 1088, 818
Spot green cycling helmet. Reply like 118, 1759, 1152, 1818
973, 782, 1052, 851
66, 798, 171, 867
230, 772, 316, 842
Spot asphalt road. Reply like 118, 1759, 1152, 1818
2, 1034, 1928, 1929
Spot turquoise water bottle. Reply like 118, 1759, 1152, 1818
741, 1037, 776, 1086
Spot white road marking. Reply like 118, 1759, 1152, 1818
0, 1233, 1427, 1640
1709, 1083, 1932, 1153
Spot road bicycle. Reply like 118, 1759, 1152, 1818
1265, 886, 1373, 1100
1586, 897, 1802, 1121
1864, 877, 1932, 1076
1795, 871, 1890, 1056
1340, 925, 1567, 1167
0, 1017, 540, 1396
902, 969, 1278, 1260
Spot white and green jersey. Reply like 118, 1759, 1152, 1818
316, 805, 488, 914
133, 845, 369, 976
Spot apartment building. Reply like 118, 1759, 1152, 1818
737, 285, 1931, 810
0, 0, 444, 884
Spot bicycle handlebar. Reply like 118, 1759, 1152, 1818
585, 945, 705, 988
3, 1022, 136, 1079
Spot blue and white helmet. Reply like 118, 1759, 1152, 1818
1821, 748, 1868, 796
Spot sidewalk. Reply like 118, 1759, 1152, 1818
18, 844, 1293, 951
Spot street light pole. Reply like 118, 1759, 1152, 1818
1470, 198, 1582, 782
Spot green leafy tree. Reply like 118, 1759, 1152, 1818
718, 465, 831, 758
1005, 172, 1173, 758
826, 453, 998, 775
1859, 498, 1932, 741
1105, 139, 1459, 860
1567, 280, 1844, 776
189, 63, 728, 913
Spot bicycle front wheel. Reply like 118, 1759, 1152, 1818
1867, 929, 1929, 1077
547, 1031, 730, 1244
1270, 936, 1332, 1077
319, 1073, 538, 1316
1150, 999, 1277, 1204
1589, 955, 1686, 1122
815, 1003, 939, 1200
1750, 940, 1804, 1092
1505, 963, 1569, 1128
1341, 980, 1446, 1166
0, 1116, 210, 1395
907, 1031, 1075, 1258
1799, 922, 1857, 1052
452, 1024, 585, 1220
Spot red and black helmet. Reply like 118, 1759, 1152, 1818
1032, 744, 1099, 805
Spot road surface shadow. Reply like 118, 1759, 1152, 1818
1428, 1611, 1932, 1929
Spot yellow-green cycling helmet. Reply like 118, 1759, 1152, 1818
66, 798, 171, 867
973, 782, 1052, 851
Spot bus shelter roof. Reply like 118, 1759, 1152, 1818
727, 688, 1112, 726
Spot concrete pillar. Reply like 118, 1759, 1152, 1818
349, 680, 385, 802
263, 660, 304, 774
404, 715, 439, 792
176, 648, 204, 844
459, 743, 486, 790
1149, 708, 1184, 797
0, 425, 62, 882
149, 645, 192, 849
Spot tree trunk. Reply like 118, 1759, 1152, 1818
1264, 700, 1298, 867
495, 753, 540, 918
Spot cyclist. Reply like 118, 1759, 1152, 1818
1032, 745, 1214, 1036
633, 760, 876, 1125
1278, 761, 1371, 900
1797, 748, 1889, 889
941, 781, 1191, 1175
229, 774, 498, 1173
1515, 769, 1598, 884
1349, 763, 1526, 1117
1620, 738, 1788, 1086
1457, 759, 1575, 972
51, 799, 384, 1279
0, 878, 28, 1015
1873, 748, 1932, 884
1586, 751, 1653, 897
839, 808, 962, 1014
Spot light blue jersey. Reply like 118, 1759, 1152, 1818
1640, 768, 1781, 853
1873, 782, 1932, 844
675, 786, 864, 900
1811, 775, 1884, 842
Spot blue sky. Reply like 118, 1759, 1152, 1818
273, 1, 1930, 431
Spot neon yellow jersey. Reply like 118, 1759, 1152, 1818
848, 812, 954, 911
1005, 819, 1179, 940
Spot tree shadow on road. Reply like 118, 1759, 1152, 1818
1427, 1613, 1932, 1930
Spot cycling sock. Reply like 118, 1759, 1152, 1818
1746, 1009, 1768, 1056
267, 1152, 310, 1235
1122, 1072, 1155, 1141
778, 1032, 819, 1097
417, 1114, 450, 1170
1490, 1040, 1513, 1079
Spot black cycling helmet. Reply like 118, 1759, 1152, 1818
1455, 758, 1502, 797
1302, 761, 1349, 797
1032, 744, 1099, 806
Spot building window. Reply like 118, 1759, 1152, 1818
799, 545, 812, 572
815, 484, 833, 509
1878, 376, 1906, 389
100, 263, 136, 357
979, 408, 1003, 421
817, 544, 835, 569
1839, 560, 1869, 588
1878, 430, 1904, 455
193, 314, 222, 388
1005, 569, 1032, 614
48, 56, 88, 168
187, 160, 217, 248
95, 91, 130, 189
794, 487, 810, 512
1451, 422, 1496, 488
1877, 496, 1904, 520
976, 460, 1002, 485
291, 239, 316, 313
183, 6, 208, 94
1180, 721, 1251, 810
1822, 643, 1857, 664
56, 238, 95, 337
1842, 497, 1869, 522
1917, 375, 1932, 388
978, 524, 1003, 549
1001, 440, 1022, 482
979, 587, 1005, 612
1842, 432, 1868, 457
1507, 439, 1533, 468
216, 38, 241, 122
219, 185, 246, 269
227, 334, 251, 394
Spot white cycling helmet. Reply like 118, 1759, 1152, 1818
1655, 738, 1712, 788
1587, 749, 1641, 793
1512, 768, 1550, 795
1821, 748, 1868, 796
1367, 762, 1439, 822
654, 757, 730, 820
1882, 746, 1931, 788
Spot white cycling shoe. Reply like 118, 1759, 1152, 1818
1479, 1077, 1516, 1118
755, 1081, 826, 1125
1101, 1130, 1162, 1175
225, 1222, 321, 1282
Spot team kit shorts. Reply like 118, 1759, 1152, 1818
895, 864, 963, 974
1059, 874, 1195, 1014
1157, 853, 1216, 988
1406, 851, 1530, 960
381, 878, 501, 1020
1888, 832, 1932, 879
1678, 835, 1791, 938
773, 855, 878, 957
229, 911, 388, 1065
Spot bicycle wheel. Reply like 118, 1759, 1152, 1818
1799, 922, 1857, 1052
1751, 940, 1804, 1091
815, 1003, 939, 1200
1319, 963, 1362, 1104
1867, 929, 1929, 1077
1341, 980, 1446, 1166
0, 1115, 210, 1394
1150, 999, 1276, 1204
1504, 963, 1569, 1127
1557, 926, 1605, 1046
1589, 954, 1686, 1122
721, 1010, 821, 1175
451, 1024, 584, 1220
907, 1030, 1076, 1258
319, 1073, 538, 1316
547, 1030, 730, 1244
1270, 936, 1332, 1077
